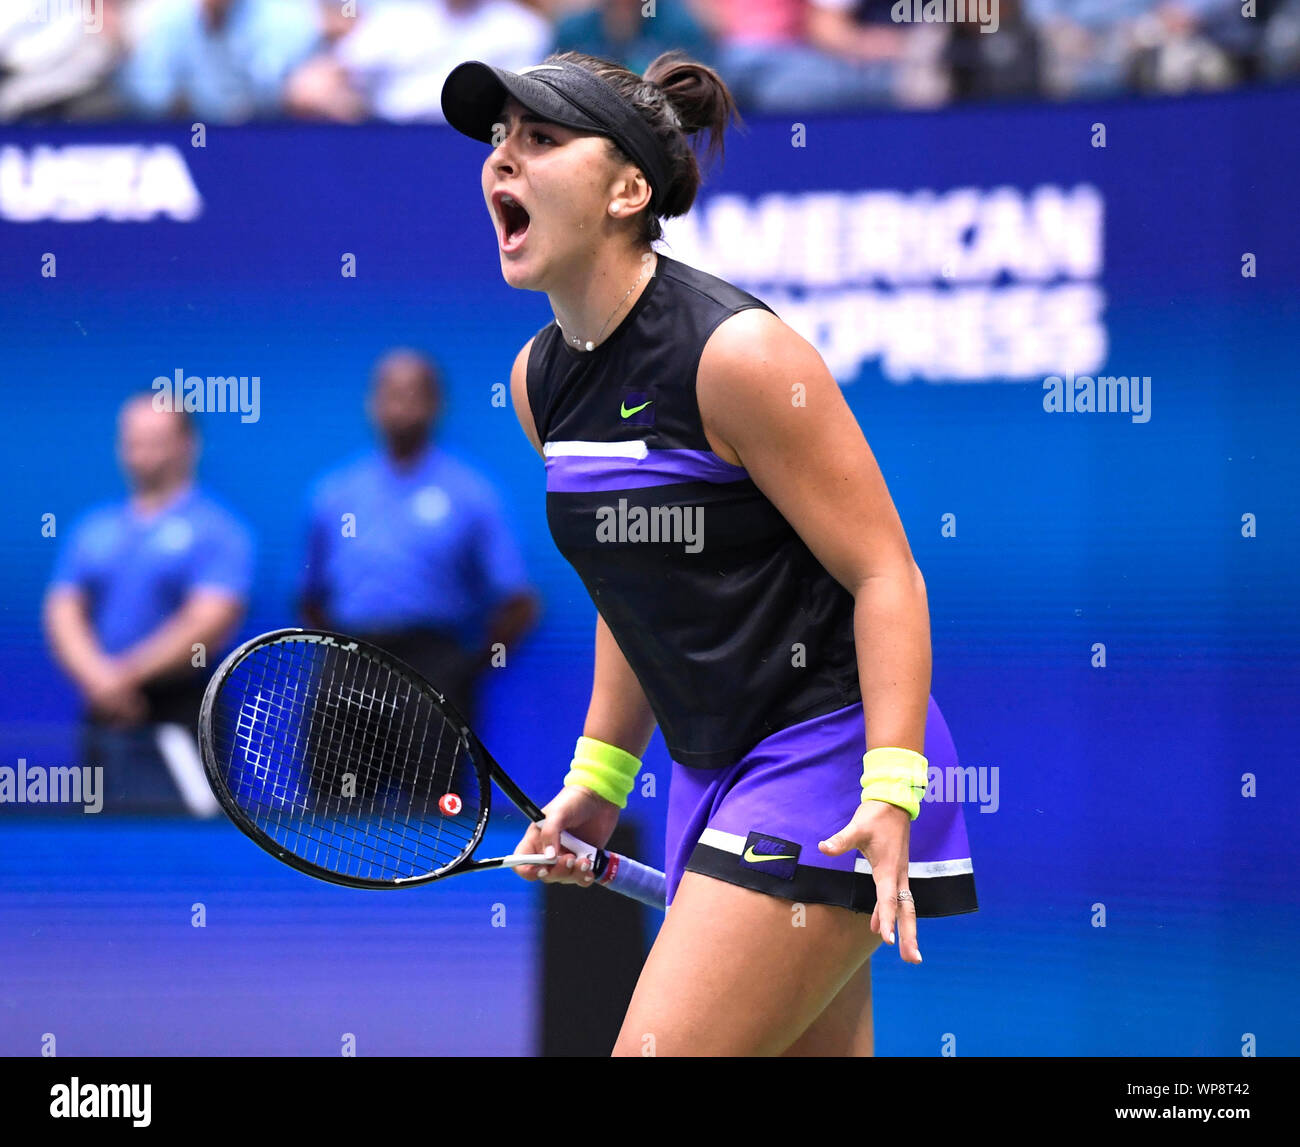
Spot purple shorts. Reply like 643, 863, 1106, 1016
666, 696, 978, 917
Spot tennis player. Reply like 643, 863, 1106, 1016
441, 50, 978, 1057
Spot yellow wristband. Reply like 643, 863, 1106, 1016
860, 747, 929, 821
563, 735, 642, 809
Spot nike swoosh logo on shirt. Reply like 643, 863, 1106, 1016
620, 400, 653, 418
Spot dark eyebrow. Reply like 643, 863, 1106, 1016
497, 110, 564, 132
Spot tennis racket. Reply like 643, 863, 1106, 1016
198, 627, 666, 909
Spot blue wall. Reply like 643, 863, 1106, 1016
1, 86, 1296, 1055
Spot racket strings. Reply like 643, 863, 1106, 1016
210, 637, 483, 882
239, 647, 476, 876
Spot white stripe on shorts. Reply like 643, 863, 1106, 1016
697, 827, 973, 879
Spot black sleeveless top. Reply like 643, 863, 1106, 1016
526, 253, 861, 768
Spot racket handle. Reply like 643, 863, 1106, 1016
558, 830, 667, 911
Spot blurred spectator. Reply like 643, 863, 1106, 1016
301, 350, 539, 728
1128, 2, 1238, 92
551, 0, 715, 74
1029, 0, 1242, 97
0, 0, 127, 120
5, 0, 1294, 124
1262, 0, 1300, 78
694, 0, 913, 110
693, 0, 824, 110
282, 0, 367, 121
944, 0, 1045, 101
1027, 0, 1148, 97
119, 0, 320, 121
1195, 0, 1279, 78
44, 397, 253, 815
286, 0, 549, 123
1027, 0, 1245, 98
805, 1, 908, 104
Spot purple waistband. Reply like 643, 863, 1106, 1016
545, 448, 750, 492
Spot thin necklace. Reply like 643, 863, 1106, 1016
563, 257, 654, 352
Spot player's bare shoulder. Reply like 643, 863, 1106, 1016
509, 336, 542, 458
697, 307, 827, 453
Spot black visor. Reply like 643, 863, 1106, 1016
441, 59, 670, 214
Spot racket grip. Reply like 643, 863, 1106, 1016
558, 830, 667, 911
598, 852, 667, 910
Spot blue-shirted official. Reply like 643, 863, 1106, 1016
301, 348, 538, 728
44, 395, 253, 815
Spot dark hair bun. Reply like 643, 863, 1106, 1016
645, 49, 742, 171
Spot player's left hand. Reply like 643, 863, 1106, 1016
818, 800, 921, 965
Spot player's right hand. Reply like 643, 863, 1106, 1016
512, 785, 621, 888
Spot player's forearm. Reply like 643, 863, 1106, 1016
116, 595, 243, 687
852, 563, 932, 754
582, 612, 657, 758
43, 590, 113, 690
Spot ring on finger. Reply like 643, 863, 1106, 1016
897, 889, 915, 905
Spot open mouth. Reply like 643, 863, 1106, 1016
494, 191, 531, 253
